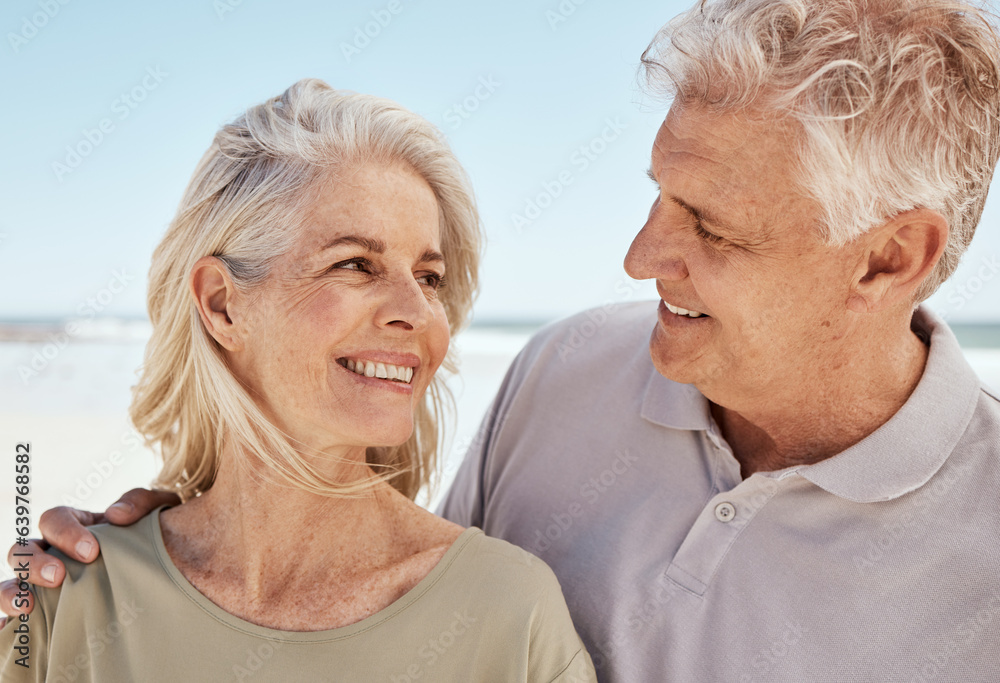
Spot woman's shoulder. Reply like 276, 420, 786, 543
37, 511, 162, 609
460, 529, 554, 572
444, 528, 568, 607
435, 529, 596, 681
69, 511, 159, 575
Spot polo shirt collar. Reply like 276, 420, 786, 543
639, 306, 982, 503
799, 307, 982, 503
641, 360, 713, 431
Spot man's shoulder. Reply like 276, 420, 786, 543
515, 300, 660, 375
480, 301, 662, 429
978, 380, 1000, 407
958, 383, 1000, 464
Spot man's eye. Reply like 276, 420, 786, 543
694, 221, 724, 245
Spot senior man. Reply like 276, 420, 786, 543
7, 0, 1000, 680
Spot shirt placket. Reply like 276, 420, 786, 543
664, 431, 795, 596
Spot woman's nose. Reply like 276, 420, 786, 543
376, 274, 434, 332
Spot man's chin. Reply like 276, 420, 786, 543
648, 338, 702, 386
647, 328, 711, 386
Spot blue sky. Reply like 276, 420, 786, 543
2, 0, 999, 323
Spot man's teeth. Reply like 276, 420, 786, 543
664, 301, 706, 318
344, 359, 414, 383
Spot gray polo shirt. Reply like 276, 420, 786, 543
440, 302, 1000, 682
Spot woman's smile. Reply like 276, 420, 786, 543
335, 352, 419, 395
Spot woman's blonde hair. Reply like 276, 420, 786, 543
130, 78, 482, 501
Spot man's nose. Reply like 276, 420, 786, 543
624, 217, 690, 281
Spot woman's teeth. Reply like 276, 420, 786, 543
664, 301, 706, 318
342, 358, 414, 383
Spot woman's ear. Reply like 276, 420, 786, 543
190, 256, 244, 351
847, 208, 948, 314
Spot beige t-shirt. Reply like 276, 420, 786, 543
0, 507, 595, 682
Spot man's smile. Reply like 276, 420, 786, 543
662, 300, 708, 318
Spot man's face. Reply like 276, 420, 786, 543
625, 104, 870, 407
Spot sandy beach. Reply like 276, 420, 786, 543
2, 319, 999, 583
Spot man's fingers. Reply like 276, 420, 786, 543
0, 578, 34, 618
6, 539, 66, 592
7, 538, 46, 570
105, 488, 181, 525
37, 507, 101, 563
6, 538, 66, 591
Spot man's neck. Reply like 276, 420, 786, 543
709, 322, 930, 479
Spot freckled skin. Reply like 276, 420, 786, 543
231, 163, 451, 456
160, 162, 465, 631
626, 104, 933, 476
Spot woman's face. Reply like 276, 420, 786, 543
228, 161, 450, 457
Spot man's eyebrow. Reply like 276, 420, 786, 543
319, 235, 386, 253
648, 166, 768, 244
670, 195, 746, 237
647, 167, 722, 226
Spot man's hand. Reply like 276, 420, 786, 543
0, 488, 180, 625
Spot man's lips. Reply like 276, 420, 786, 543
654, 282, 710, 319
662, 299, 708, 318
657, 300, 712, 327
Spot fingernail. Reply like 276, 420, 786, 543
75, 540, 94, 560
108, 502, 133, 516
40, 565, 56, 583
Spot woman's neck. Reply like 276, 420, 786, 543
158, 446, 463, 630
169, 451, 406, 583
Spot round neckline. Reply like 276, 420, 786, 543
147, 505, 481, 643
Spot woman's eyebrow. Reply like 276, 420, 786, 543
318, 235, 443, 264
319, 235, 386, 253
420, 249, 445, 264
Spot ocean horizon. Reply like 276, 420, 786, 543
3, 314, 1000, 583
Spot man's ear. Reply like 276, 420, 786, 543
847, 208, 948, 314
190, 256, 243, 351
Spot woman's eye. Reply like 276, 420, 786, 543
417, 272, 446, 290
329, 258, 370, 273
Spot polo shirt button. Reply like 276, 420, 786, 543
715, 502, 736, 522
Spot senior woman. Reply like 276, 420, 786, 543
0, 79, 595, 681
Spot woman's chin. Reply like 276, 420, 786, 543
354, 421, 416, 450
